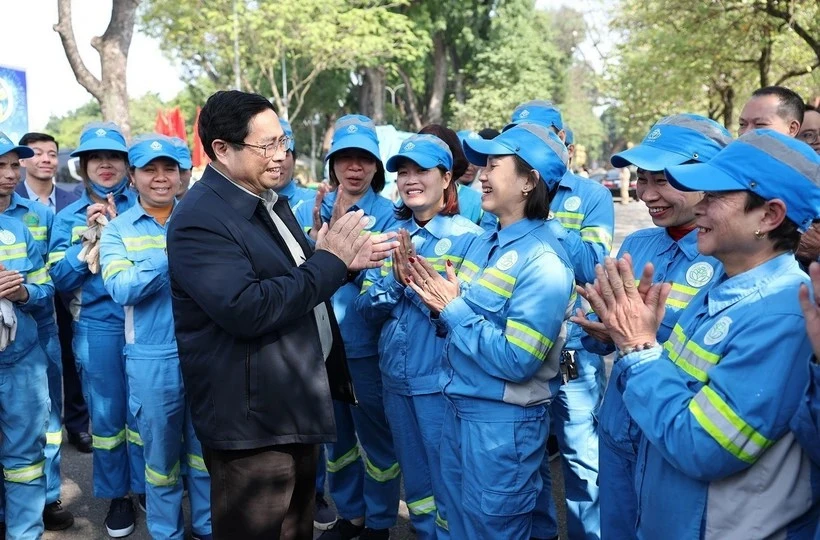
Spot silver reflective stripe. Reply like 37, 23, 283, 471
691, 388, 769, 460
334, 115, 376, 132
656, 115, 732, 146
740, 131, 820, 186
405, 134, 452, 156
516, 123, 569, 165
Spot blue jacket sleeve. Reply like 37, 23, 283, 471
789, 361, 820, 465
441, 252, 573, 383
354, 265, 404, 324
618, 313, 812, 481
549, 189, 614, 284
100, 223, 169, 307
48, 213, 90, 292
20, 227, 54, 313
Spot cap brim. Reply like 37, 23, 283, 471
0, 145, 34, 159
327, 135, 381, 163
611, 145, 691, 171
664, 162, 746, 192
71, 139, 128, 157
131, 151, 182, 169
385, 152, 444, 173
463, 138, 514, 166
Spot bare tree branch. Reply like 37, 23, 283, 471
53, 0, 102, 98
775, 60, 820, 85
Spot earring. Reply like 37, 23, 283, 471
522, 189, 530, 197
754, 229, 766, 240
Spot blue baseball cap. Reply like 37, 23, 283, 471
386, 134, 453, 172
128, 134, 182, 168
457, 129, 481, 145
0, 131, 33, 159
505, 100, 564, 132
71, 122, 128, 157
169, 137, 192, 170
327, 115, 381, 163
564, 127, 575, 146
278, 117, 296, 152
463, 123, 569, 189
611, 114, 732, 171
665, 130, 820, 233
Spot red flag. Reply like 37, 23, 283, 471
154, 109, 171, 136
169, 107, 187, 141
191, 107, 209, 168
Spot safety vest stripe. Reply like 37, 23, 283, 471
71, 226, 86, 242
46, 430, 63, 446
664, 325, 720, 383
27, 267, 50, 285
326, 445, 361, 473
27, 226, 47, 241
435, 512, 449, 531
102, 259, 135, 281
364, 457, 400, 482
457, 259, 480, 282
580, 227, 613, 250
0, 243, 27, 262
93, 429, 126, 451
3, 460, 45, 483
145, 461, 180, 487
689, 385, 773, 463
407, 495, 437, 515
477, 268, 516, 298
48, 251, 66, 265
123, 235, 166, 252
187, 453, 207, 472
506, 320, 553, 360
127, 427, 143, 446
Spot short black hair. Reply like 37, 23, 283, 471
19, 132, 58, 151
328, 154, 386, 194
752, 86, 805, 125
198, 91, 275, 160
512, 155, 558, 221
478, 128, 500, 140
744, 192, 800, 252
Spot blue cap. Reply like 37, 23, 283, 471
128, 134, 182, 168
71, 122, 128, 157
665, 130, 820, 233
278, 117, 295, 152
327, 115, 381, 163
169, 137, 192, 170
611, 114, 732, 170
386, 134, 453, 172
457, 129, 481, 145
0, 131, 33, 159
564, 128, 575, 145
505, 100, 564, 131
463, 123, 569, 189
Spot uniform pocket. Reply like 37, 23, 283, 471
480, 488, 537, 516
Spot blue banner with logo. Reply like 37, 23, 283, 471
0, 66, 28, 143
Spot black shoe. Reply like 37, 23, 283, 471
313, 494, 338, 530
68, 431, 93, 454
547, 435, 560, 462
105, 497, 135, 538
44, 500, 75, 530
316, 518, 365, 539
136, 493, 146, 513
360, 528, 390, 540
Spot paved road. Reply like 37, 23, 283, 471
47, 200, 654, 540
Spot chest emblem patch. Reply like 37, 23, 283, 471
686, 262, 714, 287
703, 316, 732, 346
434, 238, 451, 256
496, 250, 519, 271
563, 196, 582, 212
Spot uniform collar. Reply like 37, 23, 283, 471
497, 218, 541, 248
675, 228, 701, 260
131, 198, 178, 225
325, 187, 379, 214
706, 252, 798, 315
558, 170, 580, 191
406, 213, 448, 240
276, 180, 297, 200
23, 180, 56, 208
7, 192, 28, 212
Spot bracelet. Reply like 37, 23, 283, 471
617, 341, 659, 358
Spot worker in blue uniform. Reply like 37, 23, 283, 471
454, 130, 484, 225
573, 114, 733, 539
405, 123, 575, 539
48, 123, 145, 538
100, 134, 212, 540
579, 129, 820, 538
275, 118, 316, 215
355, 134, 483, 538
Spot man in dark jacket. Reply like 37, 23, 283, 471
167, 90, 397, 540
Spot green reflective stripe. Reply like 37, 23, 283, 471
457, 260, 480, 283
27, 226, 47, 241
46, 430, 63, 446
326, 445, 361, 473
93, 429, 126, 451
664, 324, 720, 383
48, 251, 65, 265
102, 259, 135, 281
27, 267, 50, 285
364, 457, 400, 482
690, 385, 774, 463
3, 460, 45, 483
360, 280, 374, 294
580, 227, 613, 250
477, 268, 515, 298
666, 283, 700, 309
145, 461, 180, 487
187, 453, 207, 472
407, 495, 436, 515
0, 243, 27, 262
71, 226, 87, 242
435, 512, 449, 531
127, 427, 143, 446
123, 235, 166, 252
506, 319, 552, 360
555, 211, 584, 230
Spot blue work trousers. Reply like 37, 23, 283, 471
41, 332, 63, 505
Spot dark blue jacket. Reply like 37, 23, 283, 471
15, 181, 79, 212
167, 165, 355, 451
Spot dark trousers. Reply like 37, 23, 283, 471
203, 443, 319, 540
56, 299, 89, 434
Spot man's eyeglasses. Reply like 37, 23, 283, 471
798, 130, 819, 145
235, 137, 292, 158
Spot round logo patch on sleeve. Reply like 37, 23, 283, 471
434, 238, 452, 256
703, 316, 732, 346
22, 212, 40, 227
496, 250, 519, 271
686, 262, 714, 287
563, 196, 582, 212
0, 230, 16, 245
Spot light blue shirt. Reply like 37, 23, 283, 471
24, 180, 56, 211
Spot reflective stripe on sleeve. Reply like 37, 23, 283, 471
477, 268, 516, 298
505, 319, 553, 361
555, 211, 584, 230
664, 324, 720, 383
123, 235, 166, 252
102, 259, 135, 281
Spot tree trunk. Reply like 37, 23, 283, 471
758, 28, 772, 88
397, 67, 423, 131
722, 86, 735, 131
425, 31, 448, 124
361, 67, 385, 124
54, 0, 139, 138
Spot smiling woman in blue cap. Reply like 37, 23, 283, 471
580, 129, 820, 539
47, 122, 145, 537
402, 123, 575, 539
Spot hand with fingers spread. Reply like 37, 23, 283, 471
798, 262, 820, 362
577, 257, 669, 352
405, 255, 459, 313
392, 229, 415, 285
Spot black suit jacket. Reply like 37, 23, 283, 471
15, 181, 79, 212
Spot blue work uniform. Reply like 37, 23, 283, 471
616, 253, 817, 539
0, 214, 52, 539
436, 218, 574, 540
456, 184, 483, 225
585, 227, 721, 540
99, 202, 211, 539
296, 188, 402, 529
533, 172, 614, 540
355, 214, 483, 539
48, 185, 146, 499
790, 360, 820, 540
277, 180, 315, 216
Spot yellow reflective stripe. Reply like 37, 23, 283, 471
664, 324, 720, 383
27, 267, 50, 285
457, 260, 480, 283
71, 226, 87, 242
145, 461, 180, 487
477, 268, 516, 298
27, 226, 47, 241
46, 431, 63, 446
93, 429, 126, 451
580, 227, 613, 250
127, 427, 143, 446
48, 251, 66, 265
666, 283, 701, 309
435, 512, 449, 531
123, 235, 166, 252
555, 211, 584, 230
0, 242, 27, 262
3, 460, 45, 483
364, 456, 400, 482
407, 495, 437, 515
360, 280, 374, 294
689, 385, 774, 463
187, 453, 207, 472
102, 259, 134, 281
326, 445, 361, 473
506, 319, 553, 360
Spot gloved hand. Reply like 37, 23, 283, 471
77, 214, 109, 274
0, 298, 17, 352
